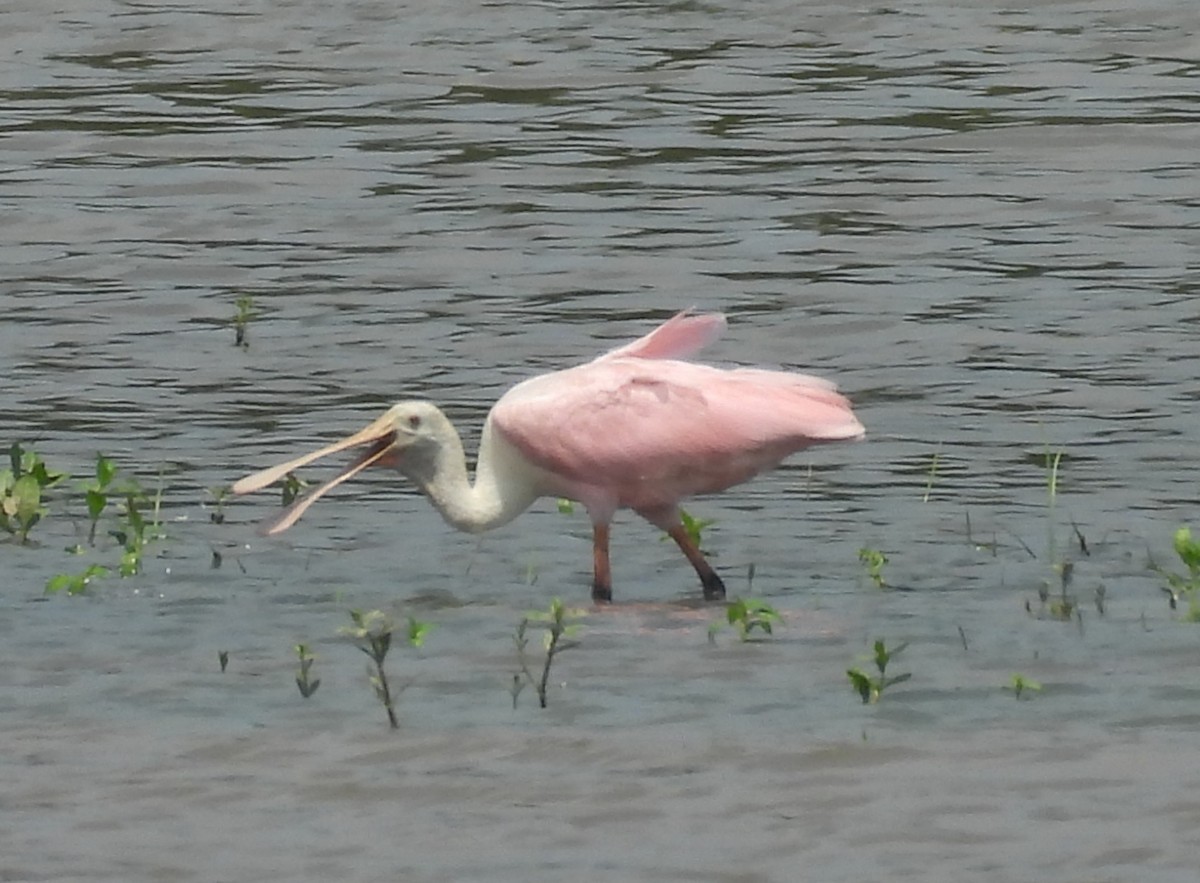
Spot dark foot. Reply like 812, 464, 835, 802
701, 572, 726, 602
591, 580, 613, 604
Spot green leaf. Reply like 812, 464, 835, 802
847, 669, 872, 704
45, 574, 75, 594
406, 617, 431, 648
95, 455, 118, 487
1173, 527, 1200, 574
28, 460, 66, 489
12, 474, 41, 519
86, 488, 107, 520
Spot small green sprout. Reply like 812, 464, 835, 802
1153, 526, 1200, 621
847, 639, 911, 704
207, 485, 231, 524
234, 295, 255, 348
556, 498, 575, 515
857, 547, 889, 589
83, 454, 119, 546
340, 609, 430, 729
658, 508, 717, 554
679, 508, 716, 551
280, 472, 307, 507
294, 643, 320, 698
513, 598, 582, 709
708, 598, 782, 643
1028, 559, 1080, 623
107, 474, 166, 577
922, 446, 941, 503
1005, 673, 1042, 700
45, 564, 110, 596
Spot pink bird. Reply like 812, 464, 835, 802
232, 311, 864, 602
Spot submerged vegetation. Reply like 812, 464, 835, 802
1, 442, 64, 543
294, 643, 320, 698
1153, 526, 1200, 621
512, 598, 582, 709
48, 454, 166, 592
233, 294, 255, 348
1005, 674, 1042, 700
857, 547, 889, 589
340, 609, 432, 729
847, 639, 911, 705
708, 597, 783, 643
6, 434, 1199, 730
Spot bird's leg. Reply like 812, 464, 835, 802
591, 522, 613, 603
666, 524, 727, 601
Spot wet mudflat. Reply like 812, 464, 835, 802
3, 0, 1199, 880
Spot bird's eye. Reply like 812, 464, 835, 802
407, 414, 421, 430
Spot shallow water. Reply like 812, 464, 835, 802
3, 0, 1200, 880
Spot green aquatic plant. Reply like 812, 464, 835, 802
233, 294, 255, 348
280, 471, 307, 507
708, 597, 782, 644
110, 479, 165, 577
847, 639, 911, 705
678, 508, 716, 552
857, 547, 889, 589
1027, 559, 1080, 623
83, 453, 119, 546
1022, 447, 1091, 624
207, 485, 231, 524
1, 473, 44, 543
513, 598, 582, 709
656, 507, 717, 555
1039, 447, 1073, 599
45, 564, 110, 596
341, 609, 431, 729
7, 442, 67, 490
1, 443, 65, 543
1153, 526, 1200, 621
1005, 673, 1042, 700
964, 511, 999, 557
922, 445, 941, 503
294, 643, 320, 698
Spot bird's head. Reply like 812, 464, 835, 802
369, 401, 457, 474
231, 400, 452, 534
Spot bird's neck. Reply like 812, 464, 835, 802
412, 419, 541, 534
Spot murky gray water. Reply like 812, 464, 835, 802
3, 0, 1199, 880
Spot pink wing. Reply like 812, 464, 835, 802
598, 310, 726, 361
492, 357, 864, 513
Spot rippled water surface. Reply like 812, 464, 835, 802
3, 1, 1199, 880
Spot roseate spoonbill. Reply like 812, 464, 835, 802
232, 311, 864, 602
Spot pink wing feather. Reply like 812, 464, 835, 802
598, 310, 727, 361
